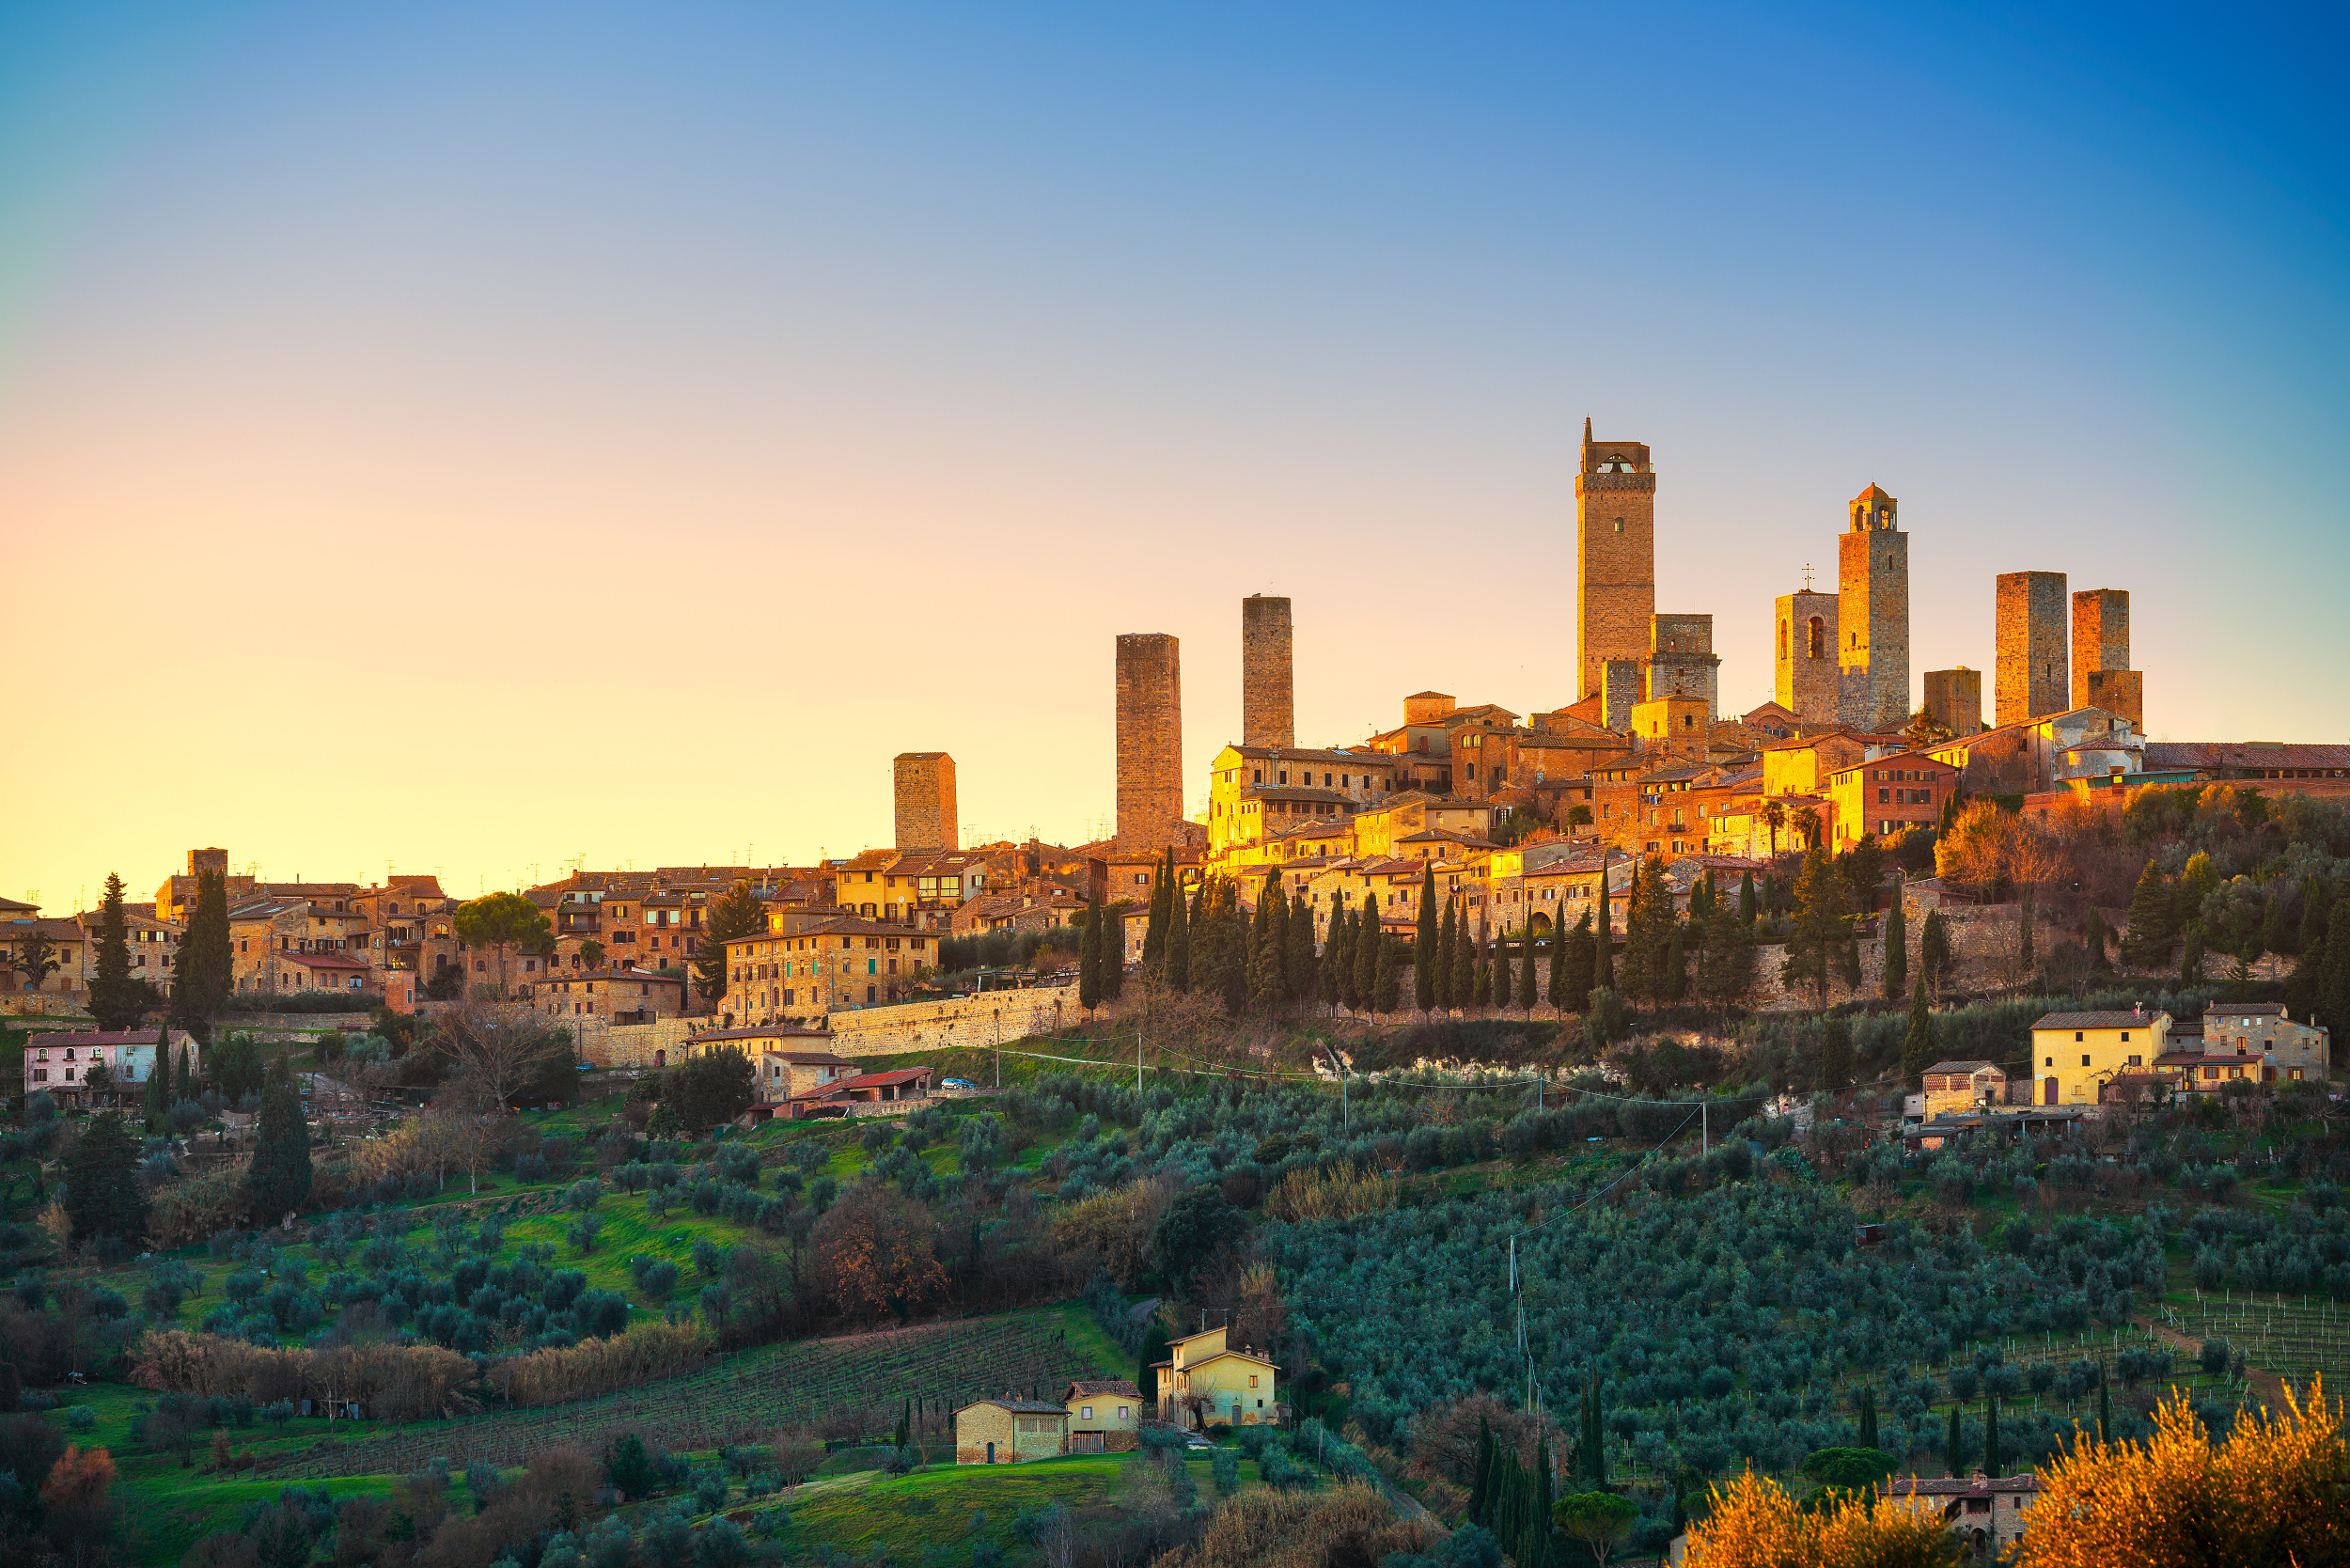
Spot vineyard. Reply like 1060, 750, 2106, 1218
2157, 1290, 2350, 1388
284, 1309, 1116, 1477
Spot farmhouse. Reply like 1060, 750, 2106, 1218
1151, 1325, 1279, 1429
1062, 1379, 1143, 1453
953, 1396, 1069, 1464
1878, 1472, 2041, 1558
1919, 1060, 2007, 1117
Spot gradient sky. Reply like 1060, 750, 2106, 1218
3, 1, 2344, 910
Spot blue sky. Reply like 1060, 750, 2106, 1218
0, 2, 2342, 899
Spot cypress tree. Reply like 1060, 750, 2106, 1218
1883, 896, 1908, 999
1547, 917, 1568, 1009
1102, 905, 1125, 1000
1946, 1403, 1966, 1477
2180, 925, 2206, 987
1372, 929, 1400, 1014
89, 871, 146, 1031
1592, 860, 1616, 992
170, 868, 233, 1043
1287, 888, 1316, 1006
1454, 910, 1479, 1011
64, 1110, 147, 1243
1738, 870, 1757, 927
1517, 931, 1538, 1012
1492, 933, 1512, 1010
2084, 904, 2108, 970
1356, 898, 1382, 1009
1857, 1386, 1878, 1451
2019, 883, 2037, 975
180, 1044, 196, 1100
246, 1057, 313, 1221
1583, 1371, 1606, 1486
2323, 897, 2350, 1041
1559, 911, 1595, 1014
1902, 968, 1938, 1080
1167, 875, 1192, 993
1467, 1417, 1494, 1527
1248, 869, 1285, 1013
1982, 1392, 2001, 1478
1137, 1322, 1170, 1409
1434, 895, 1458, 1011
1079, 893, 1104, 1013
1140, 854, 1171, 975
1525, 1435, 1555, 1568
1414, 863, 1440, 1011
1624, 857, 1674, 1003
143, 1025, 172, 1131
1821, 1014, 1854, 1092
1324, 891, 1352, 1011
1663, 917, 1687, 1002
1783, 847, 1850, 1007
2096, 1362, 2110, 1444
1920, 908, 1951, 996
2296, 879, 2328, 962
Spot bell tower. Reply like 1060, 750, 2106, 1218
1574, 417, 1657, 703
1837, 483, 1909, 730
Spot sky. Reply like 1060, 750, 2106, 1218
1, 1, 2344, 910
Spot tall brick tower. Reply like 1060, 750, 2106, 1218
1996, 572, 2069, 727
1575, 417, 1656, 702
1838, 484, 1910, 730
1923, 668, 1983, 737
2071, 588, 2142, 727
892, 752, 958, 851
1115, 633, 1183, 850
1775, 587, 1841, 726
1240, 595, 1293, 749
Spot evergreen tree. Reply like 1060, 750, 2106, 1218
1434, 896, 1459, 1011
1287, 888, 1317, 1006
1781, 847, 1851, 1007
180, 1043, 196, 1100
1414, 863, 1440, 1011
1583, 1371, 1606, 1486
142, 1025, 172, 1131
2019, 883, 2037, 974
1738, 870, 1758, 927
2324, 898, 2350, 1041
1821, 1014, 1854, 1093
1620, 857, 1669, 1003
1592, 860, 1616, 993
1355, 897, 1382, 1010
1101, 904, 1125, 1000
89, 871, 148, 1031
1248, 870, 1286, 1013
1525, 1435, 1555, 1568
1167, 874, 1192, 993
2297, 878, 2329, 962
170, 869, 233, 1042
693, 877, 766, 1006
1689, 868, 1716, 924
2096, 1362, 2110, 1444
1945, 1403, 1966, 1478
1372, 929, 1400, 1013
1546, 917, 1568, 1009
1697, 904, 1753, 1008
247, 1057, 314, 1220
1517, 931, 1539, 1012
2084, 905, 2109, 970
1467, 1418, 1495, 1528
1882, 897, 1908, 1000
1559, 911, 1595, 1014
1920, 908, 1951, 995
64, 1109, 147, 1243
1456, 913, 1481, 1011
1324, 891, 1352, 1011
1140, 853, 1171, 975
1857, 1386, 1878, 1451
1492, 933, 1512, 1011
1982, 1393, 2001, 1478
1137, 1322, 1170, 1409
1902, 969, 1938, 1080
1079, 892, 1104, 1013
2180, 924, 2206, 987
1662, 918, 1687, 1003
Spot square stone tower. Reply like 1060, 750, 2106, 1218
2071, 588, 2140, 725
1923, 667, 1982, 737
1115, 633, 1183, 849
1996, 572, 2069, 727
1775, 588, 1841, 726
892, 752, 958, 851
1645, 614, 1720, 721
1575, 418, 1656, 703
1600, 659, 1645, 732
1240, 595, 1293, 749
1837, 485, 1909, 730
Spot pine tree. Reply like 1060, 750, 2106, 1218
1781, 847, 1851, 1007
1920, 908, 1951, 996
1857, 1386, 1878, 1451
1434, 896, 1458, 1011
1738, 870, 1758, 927
170, 868, 234, 1042
1559, 911, 1595, 1014
1140, 853, 1171, 976
1167, 875, 1192, 993
246, 1058, 313, 1221
89, 872, 147, 1031
1517, 931, 1539, 1012
1946, 1403, 1965, 1478
693, 878, 766, 1007
65, 1110, 147, 1243
1821, 1014, 1854, 1093
1883, 897, 1908, 1000
1492, 933, 1512, 1011
1902, 969, 1938, 1080
1414, 863, 1440, 1011
1287, 888, 1316, 1006
1982, 1392, 2001, 1478
1372, 929, 1400, 1013
1356, 898, 1382, 1010
1079, 892, 1104, 1013
1592, 859, 1616, 993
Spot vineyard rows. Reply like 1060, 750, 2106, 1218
2158, 1292, 2350, 1384
287, 1314, 1106, 1477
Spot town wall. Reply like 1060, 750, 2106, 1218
1115, 634, 1183, 850
822, 984, 1074, 1057
1240, 596, 1293, 750
1996, 572, 2068, 727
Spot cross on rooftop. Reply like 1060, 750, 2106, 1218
1801, 562, 1815, 590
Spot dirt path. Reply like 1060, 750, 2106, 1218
2133, 1314, 2292, 1409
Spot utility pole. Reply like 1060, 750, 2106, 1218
1702, 1099, 1709, 1157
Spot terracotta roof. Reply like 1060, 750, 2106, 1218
1922, 1060, 2002, 1074
1883, 1474, 2040, 1497
2206, 1003, 2286, 1016
835, 1068, 931, 1091
959, 1398, 1069, 1416
1064, 1380, 1143, 1400
29, 1029, 192, 1048
284, 951, 370, 971
2033, 1011, 2165, 1030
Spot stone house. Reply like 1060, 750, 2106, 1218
1761, 730, 1868, 798
538, 967, 687, 1025
1152, 1326, 1279, 1429
25, 1028, 199, 1107
1062, 1380, 1143, 1453
722, 917, 942, 1022
2, 917, 91, 996
1877, 1473, 2040, 1559
953, 1397, 1069, 1464
1919, 1060, 2008, 1116
2153, 1003, 2330, 1091
2029, 1009, 2173, 1105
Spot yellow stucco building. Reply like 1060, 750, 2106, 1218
1152, 1325, 1279, 1429
2029, 1010, 2171, 1105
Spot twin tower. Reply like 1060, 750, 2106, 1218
1114, 596, 1292, 849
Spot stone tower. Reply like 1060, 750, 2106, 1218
1923, 668, 1982, 738
1575, 418, 1656, 703
2071, 588, 2141, 727
1115, 634, 1183, 850
1837, 484, 1909, 730
1240, 595, 1293, 749
1645, 614, 1719, 721
1996, 572, 2069, 727
1775, 588, 1841, 726
892, 752, 958, 851
187, 847, 228, 878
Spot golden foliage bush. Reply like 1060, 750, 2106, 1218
130, 1329, 479, 1420
1153, 1482, 1432, 1568
148, 1168, 247, 1247
1048, 1176, 1175, 1288
2014, 1378, 2347, 1567
1264, 1163, 1397, 1223
1684, 1468, 1964, 1568
487, 1319, 712, 1405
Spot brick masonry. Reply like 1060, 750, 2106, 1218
1646, 613, 1719, 722
1776, 589, 1840, 725
2071, 588, 2139, 725
1240, 595, 1293, 750
892, 752, 958, 851
1923, 667, 1983, 736
1996, 572, 2069, 727
1575, 423, 1657, 703
2086, 669, 2144, 729
1600, 659, 1644, 732
1115, 633, 1183, 849
1838, 486, 1909, 730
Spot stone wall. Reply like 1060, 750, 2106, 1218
1240, 595, 1293, 750
822, 984, 1074, 1058
1115, 634, 1183, 849
2085, 669, 2143, 729
1923, 667, 1982, 737
1996, 572, 2068, 727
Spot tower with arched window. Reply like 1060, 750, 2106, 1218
1838, 483, 1911, 730
1775, 587, 1841, 725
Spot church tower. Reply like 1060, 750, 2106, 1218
1838, 484, 1909, 731
1775, 583, 1840, 725
1575, 418, 1656, 702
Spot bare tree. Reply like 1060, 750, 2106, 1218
433, 1002, 561, 1112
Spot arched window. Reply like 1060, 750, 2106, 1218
1806, 617, 1825, 660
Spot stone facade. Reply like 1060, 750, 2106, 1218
1923, 666, 1982, 737
1645, 614, 1719, 721
1600, 658, 1644, 732
1776, 589, 1840, 725
1838, 485, 1909, 730
954, 1399, 1069, 1465
892, 752, 958, 851
2071, 588, 2140, 727
1115, 633, 1184, 849
2085, 669, 2143, 729
1240, 595, 1293, 749
1995, 571, 2069, 727
1575, 420, 1656, 702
